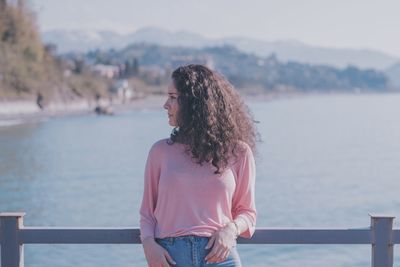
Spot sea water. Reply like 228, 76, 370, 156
1, 93, 400, 267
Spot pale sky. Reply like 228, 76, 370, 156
30, 0, 400, 57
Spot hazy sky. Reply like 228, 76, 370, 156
31, 0, 400, 57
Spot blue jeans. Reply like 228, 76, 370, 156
155, 235, 242, 267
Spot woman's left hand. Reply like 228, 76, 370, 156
204, 222, 238, 264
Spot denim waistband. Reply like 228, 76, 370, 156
155, 235, 210, 244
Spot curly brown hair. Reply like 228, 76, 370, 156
169, 64, 259, 174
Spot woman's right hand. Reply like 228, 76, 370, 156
142, 237, 177, 267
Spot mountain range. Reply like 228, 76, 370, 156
42, 27, 400, 72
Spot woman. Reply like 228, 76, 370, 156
140, 64, 258, 267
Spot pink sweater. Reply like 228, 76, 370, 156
139, 138, 256, 242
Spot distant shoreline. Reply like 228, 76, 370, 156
1, 91, 399, 128
0, 95, 166, 128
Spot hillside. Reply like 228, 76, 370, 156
43, 27, 400, 70
74, 43, 390, 93
0, 1, 108, 104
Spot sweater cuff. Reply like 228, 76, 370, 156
234, 214, 256, 238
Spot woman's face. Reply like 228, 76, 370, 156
163, 82, 180, 127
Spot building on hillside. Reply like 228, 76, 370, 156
92, 64, 120, 79
109, 79, 135, 102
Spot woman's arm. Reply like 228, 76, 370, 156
139, 143, 176, 266
205, 144, 257, 264
231, 143, 257, 238
139, 146, 160, 242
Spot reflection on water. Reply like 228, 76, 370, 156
1, 94, 400, 267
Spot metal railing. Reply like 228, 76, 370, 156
1, 212, 399, 267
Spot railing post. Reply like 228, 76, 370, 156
370, 214, 394, 267
0, 212, 26, 267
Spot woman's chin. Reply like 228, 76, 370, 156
168, 120, 177, 127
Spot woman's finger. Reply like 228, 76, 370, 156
205, 235, 215, 249
220, 249, 230, 262
161, 255, 172, 267
160, 259, 170, 267
206, 246, 225, 263
212, 247, 227, 263
164, 251, 177, 265
205, 244, 219, 261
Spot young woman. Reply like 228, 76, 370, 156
140, 64, 258, 267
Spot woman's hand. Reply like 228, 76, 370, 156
142, 237, 176, 267
204, 222, 238, 264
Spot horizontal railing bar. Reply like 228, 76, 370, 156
239, 228, 372, 244
19, 228, 141, 244
18, 227, 377, 245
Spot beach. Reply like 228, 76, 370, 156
0, 95, 167, 128
0, 93, 278, 128
0, 91, 356, 128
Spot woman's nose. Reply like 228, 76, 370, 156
163, 99, 169, 110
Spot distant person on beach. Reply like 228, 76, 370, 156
36, 93, 44, 110
139, 64, 257, 267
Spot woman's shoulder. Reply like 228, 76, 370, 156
232, 141, 255, 166
231, 141, 256, 176
149, 138, 170, 151
148, 138, 180, 154
151, 138, 170, 147
145, 139, 169, 163
236, 140, 253, 156
147, 138, 184, 164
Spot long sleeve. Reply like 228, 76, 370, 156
139, 145, 161, 242
231, 144, 257, 238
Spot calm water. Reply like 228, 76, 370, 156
1, 93, 400, 267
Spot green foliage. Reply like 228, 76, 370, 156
0, 1, 46, 98
66, 73, 109, 98
0, 1, 107, 101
